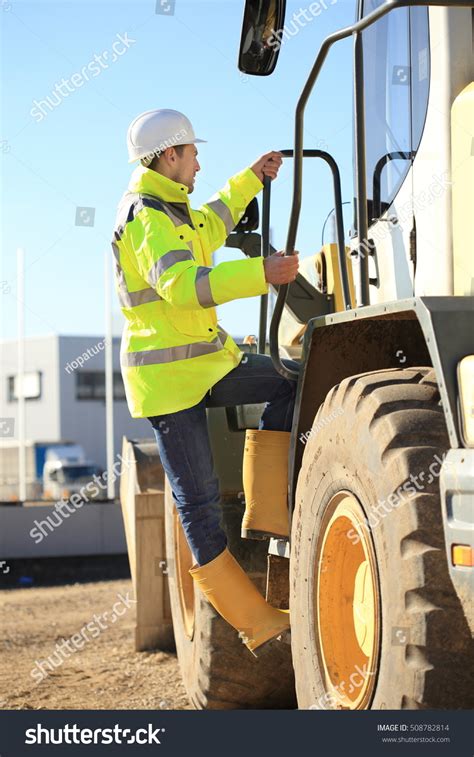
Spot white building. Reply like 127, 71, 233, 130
0, 334, 151, 473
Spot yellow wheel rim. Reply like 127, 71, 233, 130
315, 491, 380, 709
173, 508, 195, 640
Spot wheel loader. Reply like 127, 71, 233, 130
120, 0, 474, 710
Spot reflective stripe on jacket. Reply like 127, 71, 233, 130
112, 164, 268, 418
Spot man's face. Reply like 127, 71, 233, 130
174, 144, 200, 193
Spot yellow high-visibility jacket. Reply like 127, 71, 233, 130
112, 164, 268, 418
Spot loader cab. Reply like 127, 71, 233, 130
351, 0, 431, 301
357, 2, 473, 302
238, 0, 473, 306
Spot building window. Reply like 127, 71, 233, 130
113, 371, 126, 401
76, 371, 126, 401
7, 371, 42, 401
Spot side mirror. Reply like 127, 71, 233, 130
234, 197, 259, 232
238, 0, 287, 76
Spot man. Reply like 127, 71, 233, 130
113, 109, 299, 655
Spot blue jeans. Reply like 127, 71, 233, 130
147, 352, 300, 566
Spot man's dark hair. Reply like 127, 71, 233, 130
148, 143, 186, 171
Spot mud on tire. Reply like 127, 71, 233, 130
165, 478, 296, 709
290, 367, 474, 710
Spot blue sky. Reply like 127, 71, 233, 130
1, 0, 356, 341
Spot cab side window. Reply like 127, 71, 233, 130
358, 2, 430, 223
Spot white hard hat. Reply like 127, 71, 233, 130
127, 109, 206, 164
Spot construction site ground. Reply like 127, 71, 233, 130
0, 556, 190, 710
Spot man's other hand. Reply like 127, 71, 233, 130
263, 250, 299, 285
250, 151, 283, 182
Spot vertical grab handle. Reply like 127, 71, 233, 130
258, 175, 272, 354
267, 149, 349, 380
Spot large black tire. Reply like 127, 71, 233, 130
164, 477, 296, 709
291, 367, 474, 710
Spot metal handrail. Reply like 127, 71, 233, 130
372, 151, 413, 219
271, 0, 473, 381
265, 149, 348, 369
258, 175, 272, 353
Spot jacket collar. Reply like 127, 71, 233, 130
128, 165, 190, 204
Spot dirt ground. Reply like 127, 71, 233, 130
0, 577, 190, 710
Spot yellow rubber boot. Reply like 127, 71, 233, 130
242, 429, 290, 540
189, 547, 290, 656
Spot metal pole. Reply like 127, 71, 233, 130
17, 248, 26, 502
328, 212, 336, 244
104, 249, 115, 501
354, 31, 370, 306
258, 176, 272, 354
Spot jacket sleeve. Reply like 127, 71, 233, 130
125, 206, 268, 311
195, 167, 264, 254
